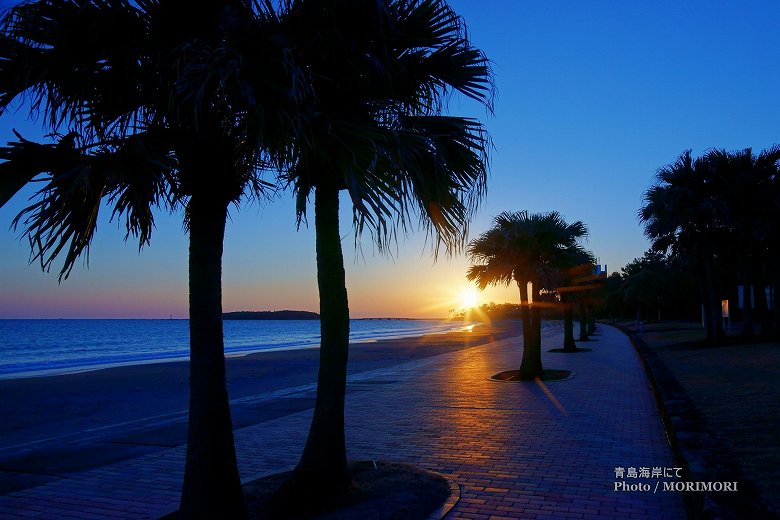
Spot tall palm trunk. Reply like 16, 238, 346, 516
772, 272, 780, 341
577, 300, 589, 341
765, 260, 778, 340
741, 258, 754, 338
518, 280, 542, 378
562, 298, 576, 351
587, 303, 596, 335
295, 184, 350, 495
532, 303, 542, 352
695, 267, 713, 341
516, 280, 531, 350
754, 278, 770, 338
703, 253, 723, 345
180, 195, 246, 519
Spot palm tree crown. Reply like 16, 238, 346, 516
285, 0, 492, 251
0, 0, 295, 274
467, 210, 587, 291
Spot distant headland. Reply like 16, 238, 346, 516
222, 310, 320, 320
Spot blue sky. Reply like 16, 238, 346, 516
1, 1, 779, 318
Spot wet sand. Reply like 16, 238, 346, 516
0, 321, 523, 452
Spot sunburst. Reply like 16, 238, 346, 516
459, 287, 479, 309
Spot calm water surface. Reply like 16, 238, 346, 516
0, 319, 475, 378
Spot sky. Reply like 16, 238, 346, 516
1, 0, 779, 319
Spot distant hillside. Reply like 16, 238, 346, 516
223, 310, 320, 320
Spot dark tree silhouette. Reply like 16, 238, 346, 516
555, 255, 596, 352
641, 151, 727, 345
0, 2, 298, 516
276, 0, 493, 500
467, 211, 588, 378
641, 147, 780, 344
707, 147, 780, 338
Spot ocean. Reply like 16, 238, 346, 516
0, 319, 476, 379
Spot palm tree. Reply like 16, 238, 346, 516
642, 148, 780, 342
273, 0, 492, 501
708, 146, 780, 338
0, 2, 297, 516
641, 150, 729, 345
467, 211, 588, 379
554, 253, 595, 351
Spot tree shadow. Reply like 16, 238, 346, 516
490, 369, 572, 382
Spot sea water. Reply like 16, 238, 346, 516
0, 319, 476, 378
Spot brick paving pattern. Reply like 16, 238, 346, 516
0, 323, 687, 519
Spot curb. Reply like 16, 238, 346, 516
426, 472, 460, 520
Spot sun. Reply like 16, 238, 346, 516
459, 287, 479, 309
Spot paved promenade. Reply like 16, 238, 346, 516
0, 323, 687, 519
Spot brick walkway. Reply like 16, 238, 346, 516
0, 323, 687, 519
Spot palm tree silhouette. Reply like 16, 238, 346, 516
707, 147, 780, 338
276, 0, 493, 500
467, 211, 588, 379
640, 150, 730, 345
642, 147, 780, 342
555, 250, 596, 351
0, 2, 297, 516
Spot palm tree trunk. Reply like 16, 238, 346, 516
741, 283, 754, 337
772, 275, 780, 341
517, 280, 541, 378
577, 300, 589, 341
695, 266, 713, 342
755, 279, 770, 338
532, 302, 542, 352
587, 303, 596, 335
180, 195, 246, 519
295, 184, 350, 496
517, 280, 531, 350
703, 254, 723, 345
741, 258, 754, 338
563, 298, 576, 351
764, 260, 777, 339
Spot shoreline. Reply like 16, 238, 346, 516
0, 319, 481, 381
0, 320, 523, 453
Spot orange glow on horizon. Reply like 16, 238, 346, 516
227, 259, 520, 320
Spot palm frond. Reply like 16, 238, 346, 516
0, 129, 80, 207
3, 130, 174, 280
0, 0, 150, 136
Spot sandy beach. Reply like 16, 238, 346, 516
0, 321, 523, 457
